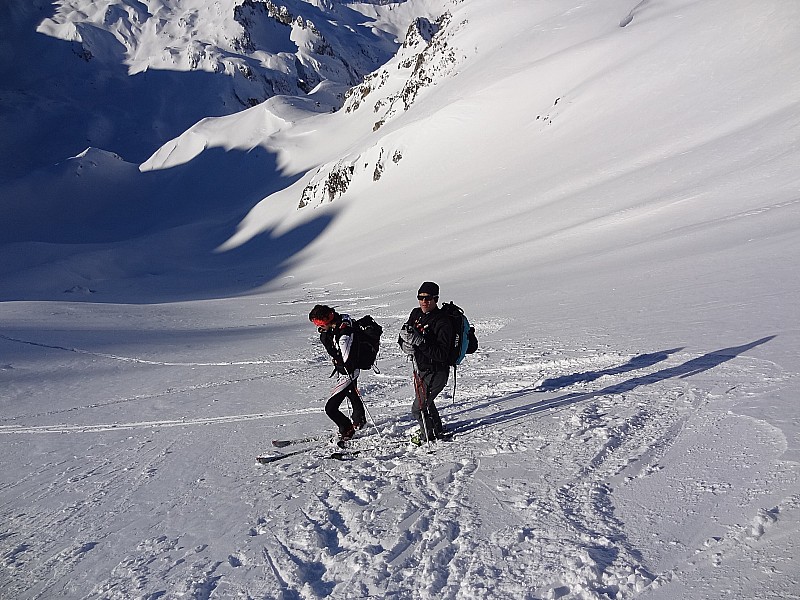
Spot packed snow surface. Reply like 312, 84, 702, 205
1, 0, 799, 599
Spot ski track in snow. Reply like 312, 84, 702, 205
232, 338, 792, 600
0, 332, 308, 367
2, 300, 794, 599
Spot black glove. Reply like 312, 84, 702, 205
331, 357, 348, 375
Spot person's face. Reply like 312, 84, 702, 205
417, 294, 438, 314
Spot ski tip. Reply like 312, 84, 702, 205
272, 440, 291, 448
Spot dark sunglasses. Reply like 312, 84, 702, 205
417, 295, 438, 301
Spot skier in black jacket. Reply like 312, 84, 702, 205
309, 305, 366, 440
397, 282, 453, 444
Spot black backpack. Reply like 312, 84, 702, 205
353, 315, 383, 370
439, 301, 478, 367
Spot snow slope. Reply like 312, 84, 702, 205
2, 0, 800, 598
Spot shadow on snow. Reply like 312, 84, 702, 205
450, 337, 776, 435
0, 4, 343, 303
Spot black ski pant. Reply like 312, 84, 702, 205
412, 368, 448, 439
325, 380, 365, 435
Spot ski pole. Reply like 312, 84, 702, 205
349, 368, 383, 439
451, 365, 457, 407
340, 339, 384, 439
362, 401, 383, 439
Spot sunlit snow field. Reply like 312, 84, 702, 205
1, 1, 799, 598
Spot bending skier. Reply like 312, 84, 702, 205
397, 282, 453, 444
309, 305, 366, 441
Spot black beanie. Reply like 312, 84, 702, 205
418, 281, 439, 296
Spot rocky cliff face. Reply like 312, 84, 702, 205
298, 9, 465, 209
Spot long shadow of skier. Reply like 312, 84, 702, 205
450, 337, 775, 435
535, 347, 685, 392
446, 348, 682, 421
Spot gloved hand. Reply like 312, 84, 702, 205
400, 324, 425, 347
332, 357, 348, 375
397, 331, 414, 356
410, 330, 425, 346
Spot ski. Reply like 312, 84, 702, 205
274, 422, 377, 449
271, 434, 326, 448
259, 431, 411, 465
260, 433, 358, 464
256, 447, 313, 464
257, 446, 362, 465
261, 424, 397, 465
329, 450, 361, 461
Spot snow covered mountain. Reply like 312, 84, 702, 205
2, 1, 800, 599
0, 0, 425, 178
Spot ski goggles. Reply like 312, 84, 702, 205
312, 315, 335, 328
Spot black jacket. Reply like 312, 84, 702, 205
402, 307, 453, 372
319, 315, 358, 375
